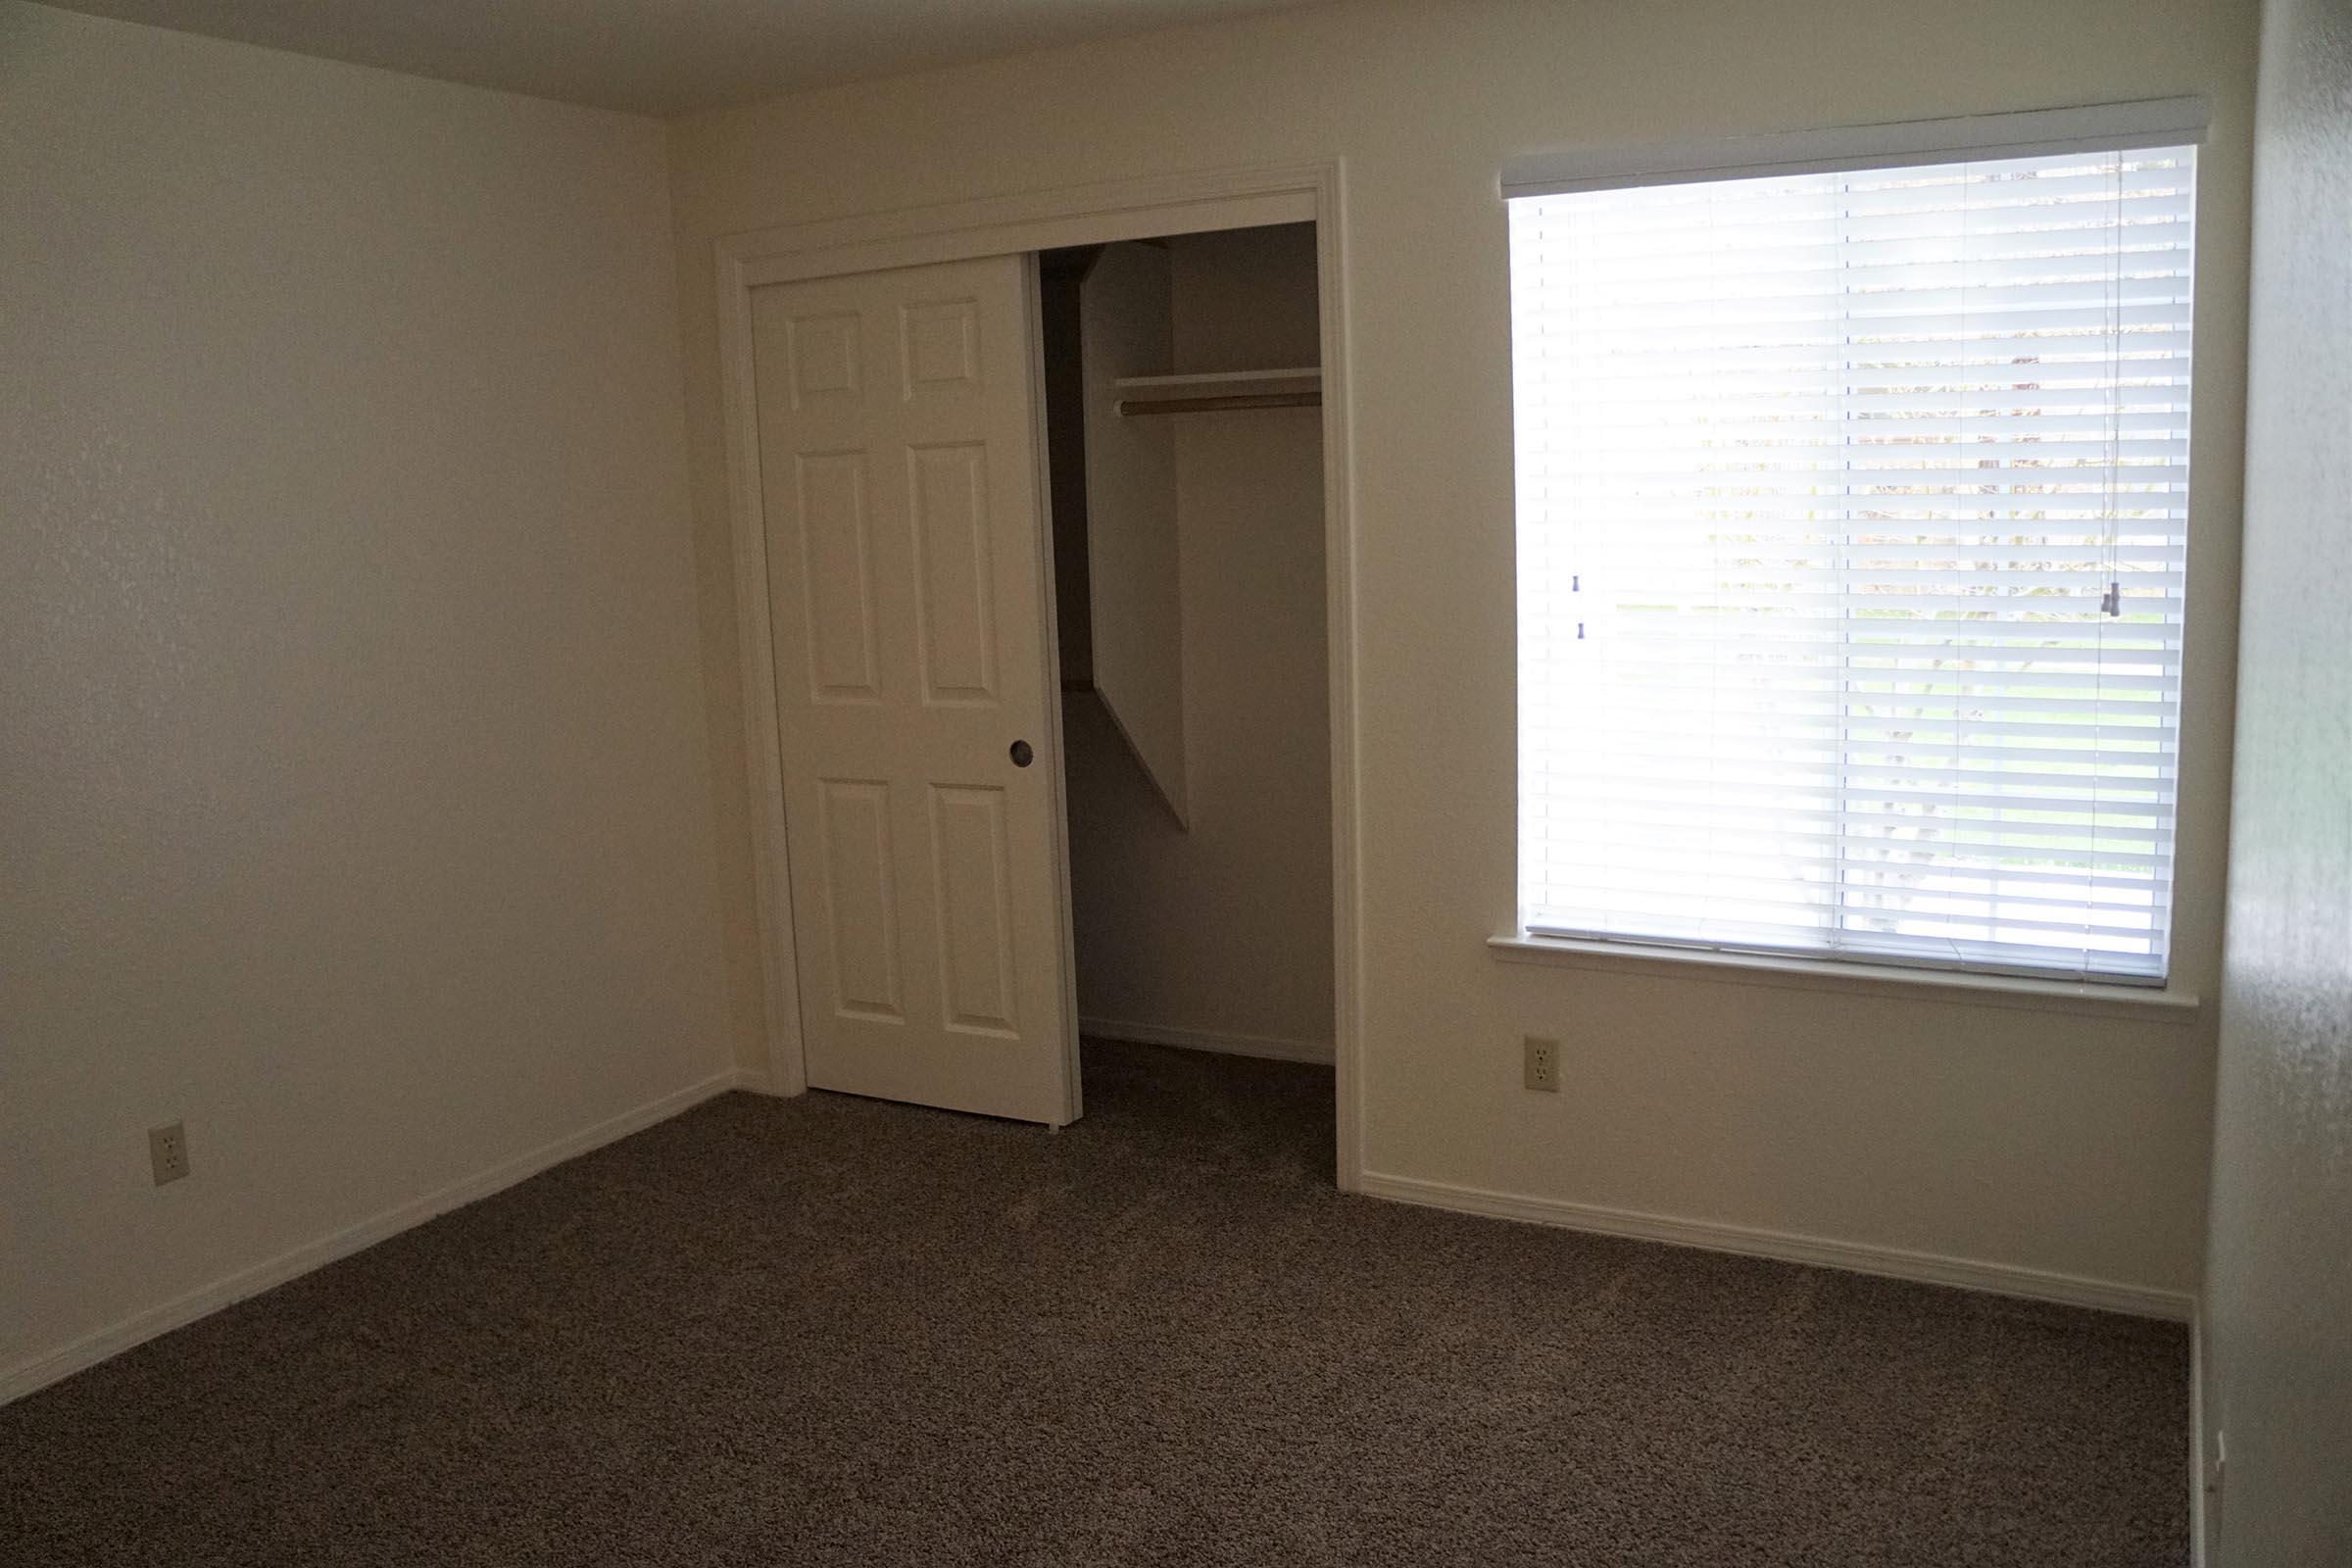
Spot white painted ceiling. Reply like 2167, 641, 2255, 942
42, 0, 1327, 116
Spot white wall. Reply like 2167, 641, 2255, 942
1066, 224, 1333, 1054
0, 4, 732, 1393
670, 0, 2256, 1302
2201, 0, 2352, 1554
1077, 241, 1190, 823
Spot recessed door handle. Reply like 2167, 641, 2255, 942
1009, 740, 1034, 768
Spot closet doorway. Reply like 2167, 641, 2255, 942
716, 166, 1359, 1185
1039, 225, 1337, 1126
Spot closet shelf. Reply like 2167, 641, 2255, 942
1113, 367, 1321, 416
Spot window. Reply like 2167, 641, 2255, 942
1507, 124, 2197, 984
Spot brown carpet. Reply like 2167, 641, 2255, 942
0, 1041, 2187, 1566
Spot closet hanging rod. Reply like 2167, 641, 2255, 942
1110, 366, 1321, 416
1116, 390, 1322, 416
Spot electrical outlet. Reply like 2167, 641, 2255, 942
148, 1121, 190, 1186
1523, 1036, 1560, 1092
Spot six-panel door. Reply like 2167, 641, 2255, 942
751, 255, 1077, 1125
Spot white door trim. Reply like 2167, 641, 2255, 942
712, 158, 1365, 1189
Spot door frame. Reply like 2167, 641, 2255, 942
714, 158, 1363, 1187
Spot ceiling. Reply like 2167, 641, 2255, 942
42, 0, 1327, 117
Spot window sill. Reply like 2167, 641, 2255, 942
1487, 933, 2202, 1023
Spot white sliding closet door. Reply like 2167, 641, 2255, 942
751, 255, 1078, 1125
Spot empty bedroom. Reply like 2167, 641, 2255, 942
3, 0, 2345, 1563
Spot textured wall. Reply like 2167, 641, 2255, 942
2203, 0, 2352, 1556
0, 5, 731, 1388
670, 0, 2257, 1298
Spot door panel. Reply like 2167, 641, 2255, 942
902, 298, 981, 391
930, 784, 1019, 1037
786, 312, 861, 406
816, 778, 902, 1021
795, 452, 881, 702
908, 443, 999, 702
752, 255, 1077, 1125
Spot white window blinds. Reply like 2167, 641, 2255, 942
1509, 143, 2196, 982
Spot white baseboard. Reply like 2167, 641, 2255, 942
1356, 1169, 2196, 1323
1080, 1016, 1334, 1065
729, 1064, 791, 1097
0, 1066, 759, 1407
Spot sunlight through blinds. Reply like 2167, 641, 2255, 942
1509, 145, 2196, 981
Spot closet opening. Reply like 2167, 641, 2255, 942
1036, 221, 1336, 1169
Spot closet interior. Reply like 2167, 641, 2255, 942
1037, 221, 1337, 1109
